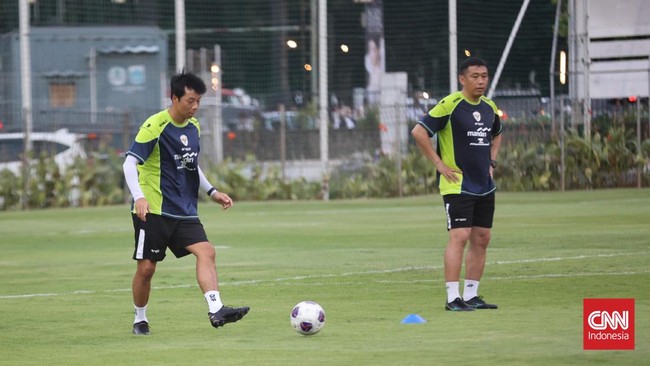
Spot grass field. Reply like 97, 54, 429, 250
1, 189, 648, 365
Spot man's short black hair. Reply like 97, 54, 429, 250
170, 71, 207, 100
459, 57, 488, 75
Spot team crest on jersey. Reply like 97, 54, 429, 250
180, 134, 189, 146
473, 111, 481, 122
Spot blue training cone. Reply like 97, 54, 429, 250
401, 313, 427, 324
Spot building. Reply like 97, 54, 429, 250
0, 26, 168, 133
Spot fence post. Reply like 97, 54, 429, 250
279, 104, 286, 182
637, 98, 642, 189
560, 98, 566, 192
395, 104, 403, 197
122, 111, 131, 153
212, 44, 223, 164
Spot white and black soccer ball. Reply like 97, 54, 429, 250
290, 301, 325, 335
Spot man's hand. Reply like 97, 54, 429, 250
134, 197, 150, 222
435, 160, 462, 183
211, 191, 234, 210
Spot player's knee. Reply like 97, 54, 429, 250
472, 230, 491, 247
449, 228, 471, 246
207, 244, 216, 259
137, 260, 157, 279
193, 241, 216, 260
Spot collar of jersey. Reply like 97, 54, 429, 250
459, 92, 483, 105
164, 109, 190, 127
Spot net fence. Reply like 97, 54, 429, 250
0, 0, 647, 194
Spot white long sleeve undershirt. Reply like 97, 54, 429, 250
122, 155, 216, 201
197, 165, 217, 196
123, 155, 144, 201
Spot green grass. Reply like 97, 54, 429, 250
1, 189, 648, 365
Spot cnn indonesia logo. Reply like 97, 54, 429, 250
583, 298, 635, 350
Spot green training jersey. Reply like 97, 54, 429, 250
417, 91, 502, 196
126, 109, 202, 219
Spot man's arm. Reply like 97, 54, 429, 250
123, 155, 149, 221
490, 133, 502, 162
411, 124, 460, 183
198, 166, 233, 209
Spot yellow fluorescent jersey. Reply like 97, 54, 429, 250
126, 110, 202, 219
417, 91, 502, 196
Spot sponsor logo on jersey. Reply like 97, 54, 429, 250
468, 127, 491, 146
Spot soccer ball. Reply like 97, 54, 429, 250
290, 301, 325, 335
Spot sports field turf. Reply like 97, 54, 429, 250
0, 189, 648, 365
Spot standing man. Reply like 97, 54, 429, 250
411, 57, 503, 311
123, 71, 249, 335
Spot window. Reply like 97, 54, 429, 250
49, 82, 76, 108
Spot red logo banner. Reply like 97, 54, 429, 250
583, 298, 635, 350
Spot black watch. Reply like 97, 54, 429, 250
490, 159, 497, 168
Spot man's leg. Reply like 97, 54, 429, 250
465, 227, 491, 281
444, 228, 474, 311
132, 259, 156, 335
463, 227, 498, 309
186, 241, 249, 328
444, 228, 471, 283
186, 241, 219, 293
133, 259, 156, 307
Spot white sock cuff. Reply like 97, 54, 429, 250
445, 281, 460, 303
134, 304, 148, 323
463, 280, 480, 301
204, 290, 223, 313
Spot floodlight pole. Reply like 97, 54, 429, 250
89, 47, 98, 125
560, 98, 566, 192
311, 0, 318, 107
636, 97, 641, 189
487, 0, 531, 99
19, 0, 33, 209
213, 45, 223, 163
175, 0, 186, 71
448, 0, 457, 93
550, 0, 566, 192
549, 0, 562, 137
318, 0, 329, 200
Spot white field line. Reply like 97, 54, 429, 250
237, 270, 650, 287
1, 252, 647, 300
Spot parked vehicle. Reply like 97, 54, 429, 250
0, 129, 87, 175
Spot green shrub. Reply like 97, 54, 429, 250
0, 169, 21, 209
1, 125, 648, 210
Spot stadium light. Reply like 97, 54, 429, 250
210, 62, 220, 91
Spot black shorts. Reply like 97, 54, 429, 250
442, 193, 495, 230
132, 214, 209, 261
